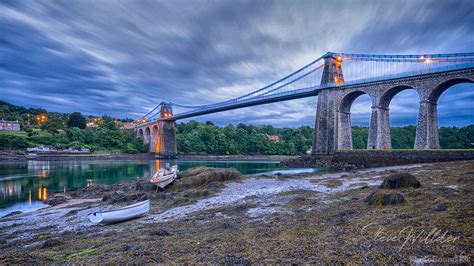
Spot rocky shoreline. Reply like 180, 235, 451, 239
0, 160, 473, 263
282, 150, 474, 171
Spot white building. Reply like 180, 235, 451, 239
0, 120, 20, 131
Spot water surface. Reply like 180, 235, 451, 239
0, 159, 320, 217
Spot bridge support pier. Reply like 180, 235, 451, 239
143, 132, 150, 145
312, 53, 343, 155
337, 111, 352, 150
415, 100, 439, 149
313, 89, 337, 154
368, 106, 391, 149
149, 121, 177, 157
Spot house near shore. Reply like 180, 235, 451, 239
0, 120, 20, 131
266, 135, 281, 142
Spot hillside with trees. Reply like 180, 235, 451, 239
177, 122, 474, 155
0, 100, 146, 153
0, 101, 473, 154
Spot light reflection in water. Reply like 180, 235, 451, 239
37, 187, 47, 202
155, 160, 161, 173
0, 159, 295, 217
43, 187, 47, 201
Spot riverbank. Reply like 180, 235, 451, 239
0, 150, 153, 161
0, 160, 472, 263
0, 150, 296, 161
283, 149, 474, 171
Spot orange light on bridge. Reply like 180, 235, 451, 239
333, 56, 343, 67
334, 77, 343, 84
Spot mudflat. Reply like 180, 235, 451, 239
0, 160, 472, 264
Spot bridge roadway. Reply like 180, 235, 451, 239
135, 53, 474, 156
148, 62, 474, 122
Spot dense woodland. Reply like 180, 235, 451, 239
1, 100, 473, 154
177, 122, 474, 155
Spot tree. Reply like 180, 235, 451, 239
67, 112, 86, 129
67, 127, 86, 143
40, 115, 64, 135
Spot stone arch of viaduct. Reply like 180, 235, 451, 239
134, 55, 473, 157
313, 61, 474, 154
136, 121, 177, 156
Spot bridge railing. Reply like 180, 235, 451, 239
166, 62, 474, 119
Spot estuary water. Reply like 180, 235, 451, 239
0, 159, 320, 217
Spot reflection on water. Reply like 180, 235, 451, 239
0, 159, 303, 217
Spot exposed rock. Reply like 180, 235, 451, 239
102, 191, 148, 203
380, 173, 421, 189
102, 190, 125, 202
46, 194, 70, 206
430, 204, 447, 212
324, 179, 343, 188
65, 209, 78, 217
4, 211, 22, 217
42, 238, 62, 248
173, 167, 242, 191
365, 191, 406, 206
135, 179, 154, 191
149, 229, 171, 237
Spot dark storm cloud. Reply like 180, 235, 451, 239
0, 0, 472, 126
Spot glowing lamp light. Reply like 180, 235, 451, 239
36, 114, 48, 123
424, 58, 432, 64
333, 56, 343, 67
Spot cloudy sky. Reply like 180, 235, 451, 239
1, 0, 473, 127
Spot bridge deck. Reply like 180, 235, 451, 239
137, 62, 474, 125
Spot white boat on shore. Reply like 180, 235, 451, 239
150, 164, 178, 189
88, 199, 150, 224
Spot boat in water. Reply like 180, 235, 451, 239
88, 199, 150, 224
150, 164, 178, 189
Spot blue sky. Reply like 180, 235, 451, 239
0, 0, 473, 127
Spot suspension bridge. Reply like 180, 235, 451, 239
134, 52, 474, 156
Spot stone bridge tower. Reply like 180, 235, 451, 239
312, 53, 474, 155
136, 103, 177, 157
312, 53, 343, 154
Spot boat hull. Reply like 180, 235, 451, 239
88, 199, 150, 224
150, 165, 178, 189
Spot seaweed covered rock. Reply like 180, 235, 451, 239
135, 178, 154, 192
149, 229, 171, 237
46, 194, 70, 206
364, 191, 406, 206
42, 238, 62, 248
102, 191, 147, 203
380, 172, 421, 189
430, 204, 447, 212
174, 167, 242, 191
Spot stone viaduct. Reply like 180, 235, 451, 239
135, 54, 473, 156
135, 104, 177, 157
313, 55, 474, 154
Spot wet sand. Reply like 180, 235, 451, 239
0, 160, 472, 263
